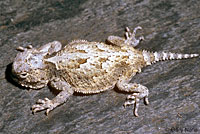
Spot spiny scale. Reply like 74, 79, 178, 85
153, 51, 198, 61
143, 50, 199, 65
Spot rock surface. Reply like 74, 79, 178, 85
0, 0, 200, 133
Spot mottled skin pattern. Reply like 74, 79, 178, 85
11, 27, 199, 116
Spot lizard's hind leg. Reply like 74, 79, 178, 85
117, 79, 149, 117
107, 26, 144, 47
124, 26, 144, 47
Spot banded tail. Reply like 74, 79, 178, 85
142, 50, 199, 65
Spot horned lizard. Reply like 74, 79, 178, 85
11, 26, 199, 116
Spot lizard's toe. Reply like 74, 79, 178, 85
31, 98, 54, 115
124, 94, 141, 117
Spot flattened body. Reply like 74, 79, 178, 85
12, 26, 199, 116
45, 40, 145, 93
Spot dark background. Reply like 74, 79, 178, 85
0, 0, 200, 133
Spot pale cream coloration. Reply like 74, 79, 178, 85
12, 26, 199, 116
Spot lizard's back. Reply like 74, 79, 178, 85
46, 40, 145, 93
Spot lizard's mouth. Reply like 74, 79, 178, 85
9, 65, 29, 89
10, 71, 44, 89
10, 64, 28, 87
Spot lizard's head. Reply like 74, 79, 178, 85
11, 45, 49, 89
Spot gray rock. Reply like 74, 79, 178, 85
0, 0, 199, 133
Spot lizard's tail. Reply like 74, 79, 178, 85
142, 50, 199, 65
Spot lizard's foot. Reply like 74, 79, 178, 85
32, 88, 73, 115
124, 26, 144, 47
124, 93, 149, 117
117, 80, 149, 116
32, 98, 55, 115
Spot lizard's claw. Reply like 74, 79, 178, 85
31, 98, 54, 115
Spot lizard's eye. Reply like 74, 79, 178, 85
20, 72, 28, 78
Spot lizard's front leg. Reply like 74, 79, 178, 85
117, 79, 149, 117
32, 79, 74, 115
